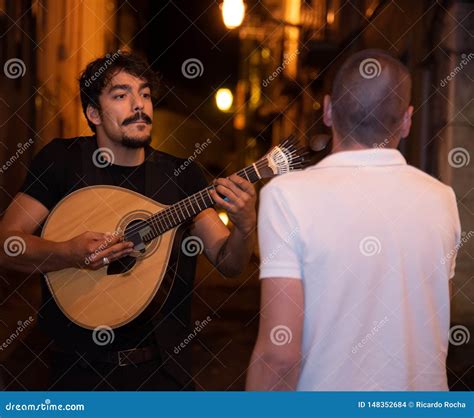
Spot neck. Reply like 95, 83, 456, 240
96, 132, 145, 166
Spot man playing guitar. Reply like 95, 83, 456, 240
0, 51, 256, 390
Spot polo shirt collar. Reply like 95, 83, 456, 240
312, 148, 407, 169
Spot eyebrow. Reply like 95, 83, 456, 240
108, 82, 151, 94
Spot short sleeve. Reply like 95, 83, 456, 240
448, 187, 461, 279
19, 139, 64, 211
258, 182, 302, 279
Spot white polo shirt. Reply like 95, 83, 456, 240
258, 148, 461, 391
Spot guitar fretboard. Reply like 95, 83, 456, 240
140, 163, 261, 241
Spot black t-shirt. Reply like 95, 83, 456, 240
19, 136, 208, 353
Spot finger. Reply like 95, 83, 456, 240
91, 232, 123, 252
209, 188, 233, 211
215, 178, 243, 198
88, 246, 134, 269
228, 174, 256, 196
93, 241, 134, 260
215, 184, 241, 205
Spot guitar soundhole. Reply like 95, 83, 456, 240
107, 255, 137, 275
106, 217, 160, 276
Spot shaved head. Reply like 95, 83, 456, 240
330, 49, 412, 147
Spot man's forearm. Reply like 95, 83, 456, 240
246, 348, 301, 391
0, 231, 71, 274
216, 226, 256, 277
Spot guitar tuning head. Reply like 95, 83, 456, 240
265, 135, 310, 175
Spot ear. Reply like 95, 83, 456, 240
86, 105, 102, 129
323, 94, 333, 128
400, 105, 413, 139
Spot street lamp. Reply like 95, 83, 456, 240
215, 88, 233, 112
221, 0, 245, 29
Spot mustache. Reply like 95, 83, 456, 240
122, 112, 152, 126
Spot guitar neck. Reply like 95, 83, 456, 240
142, 162, 262, 240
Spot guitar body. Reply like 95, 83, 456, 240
41, 185, 177, 330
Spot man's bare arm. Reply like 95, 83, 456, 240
246, 278, 304, 391
0, 193, 134, 274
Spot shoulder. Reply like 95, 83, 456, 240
147, 147, 205, 177
261, 169, 311, 196
35, 136, 94, 157
147, 148, 188, 167
404, 165, 454, 196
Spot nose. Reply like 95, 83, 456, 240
132, 93, 144, 112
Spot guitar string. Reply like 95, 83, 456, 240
121, 147, 306, 239
121, 159, 270, 239
142, 151, 306, 234
142, 150, 306, 237
122, 150, 306, 239
124, 161, 266, 238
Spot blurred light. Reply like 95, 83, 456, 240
261, 48, 270, 60
222, 0, 245, 29
215, 88, 233, 111
218, 211, 230, 226
326, 10, 335, 24
312, 101, 321, 110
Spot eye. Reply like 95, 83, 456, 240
114, 94, 126, 100
142, 92, 151, 99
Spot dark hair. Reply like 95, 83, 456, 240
78, 51, 160, 132
331, 49, 412, 146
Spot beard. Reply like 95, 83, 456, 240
121, 134, 152, 149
